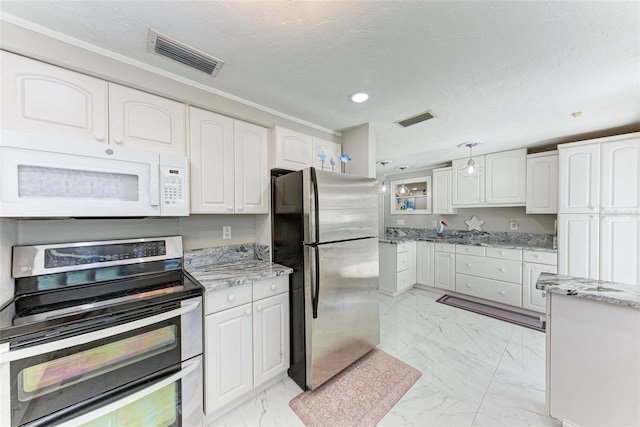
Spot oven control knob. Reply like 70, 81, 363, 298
227, 294, 235, 302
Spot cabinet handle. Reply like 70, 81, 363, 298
256, 305, 262, 312
227, 294, 235, 302
466, 248, 472, 252
271, 284, 277, 290
466, 263, 472, 268
227, 205, 233, 211
113, 137, 123, 144
466, 284, 472, 288
499, 251, 506, 255
95, 134, 105, 142
499, 268, 506, 272
245, 308, 251, 315
542, 291, 547, 298
238, 206, 243, 211
535, 255, 541, 259
499, 291, 506, 295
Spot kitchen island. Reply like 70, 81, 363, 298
537, 273, 640, 426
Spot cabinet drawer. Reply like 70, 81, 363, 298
456, 245, 486, 256
455, 274, 522, 307
397, 269, 414, 291
397, 242, 411, 253
253, 275, 289, 300
205, 283, 252, 314
456, 254, 522, 284
486, 247, 522, 261
397, 251, 412, 272
523, 250, 557, 265
434, 243, 455, 253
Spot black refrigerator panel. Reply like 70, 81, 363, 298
272, 170, 306, 389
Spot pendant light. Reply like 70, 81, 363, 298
458, 142, 483, 178
377, 160, 391, 194
397, 166, 410, 195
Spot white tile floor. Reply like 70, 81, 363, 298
210, 288, 561, 426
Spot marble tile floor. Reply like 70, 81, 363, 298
209, 288, 560, 427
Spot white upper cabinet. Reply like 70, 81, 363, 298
272, 126, 313, 171
432, 167, 457, 214
189, 107, 234, 213
601, 138, 640, 214
234, 120, 269, 214
558, 142, 600, 214
600, 215, 640, 286
109, 83, 186, 155
526, 151, 558, 214
485, 148, 526, 205
189, 107, 268, 214
452, 155, 485, 206
1, 51, 108, 143
312, 137, 342, 173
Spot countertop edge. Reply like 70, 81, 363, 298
185, 260, 293, 293
379, 236, 557, 253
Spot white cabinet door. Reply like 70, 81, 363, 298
558, 214, 599, 280
523, 262, 556, 313
205, 303, 253, 414
452, 156, 485, 206
253, 293, 290, 388
416, 241, 435, 286
601, 138, 640, 214
526, 152, 558, 214
234, 120, 269, 214
273, 126, 313, 171
434, 251, 455, 291
1, 51, 108, 144
432, 167, 457, 214
109, 83, 186, 155
189, 107, 234, 213
600, 215, 640, 285
312, 138, 342, 173
485, 148, 527, 205
558, 143, 600, 214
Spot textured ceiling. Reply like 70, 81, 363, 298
1, 1, 639, 172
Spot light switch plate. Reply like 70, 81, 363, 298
397, 219, 405, 226
222, 226, 232, 239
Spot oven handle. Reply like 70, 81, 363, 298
0, 298, 201, 363
55, 356, 201, 427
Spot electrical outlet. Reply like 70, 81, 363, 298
222, 226, 232, 239
510, 220, 518, 231
432, 220, 438, 227
397, 219, 405, 226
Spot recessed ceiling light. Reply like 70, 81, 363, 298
349, 92, 369, 103
571, 111, 583, 118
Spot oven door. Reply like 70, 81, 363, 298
0, 297, 202, 427
0, 130, 161, 217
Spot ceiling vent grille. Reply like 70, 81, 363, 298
147, 29, 224, 77
395, 110, 435, 128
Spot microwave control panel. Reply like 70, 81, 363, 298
160, 164, 188, 216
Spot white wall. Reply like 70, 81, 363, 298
380, 169, 556, 234
342, 123, 376, 178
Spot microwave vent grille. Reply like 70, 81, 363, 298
147, 29, 224, 77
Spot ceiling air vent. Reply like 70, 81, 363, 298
395, 110, 435, 128
147, 29, 224, 77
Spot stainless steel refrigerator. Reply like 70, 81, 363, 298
272, 167, 380, 390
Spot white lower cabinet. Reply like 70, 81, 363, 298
523, 250, 558, 313
416, 241, 435, 286
379, 242, 416, 296
558, 213, 599, 280
204, 276, 290, 415
600, 215, 640, 285
434, 243, 456, 291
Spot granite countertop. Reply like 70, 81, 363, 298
379, 235, 557, 252
185, 259, 293, 292
536, 272, 640, 309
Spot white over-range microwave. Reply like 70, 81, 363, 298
0, 130, 189, 217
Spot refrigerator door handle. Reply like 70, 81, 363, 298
310, 167, 320, 244
311, 244, 320, 319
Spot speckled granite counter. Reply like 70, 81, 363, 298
185, 259, 292, 292
379, 235, 557, 252
536, 272, 640, 309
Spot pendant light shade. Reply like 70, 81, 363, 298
377, 161, 391, 194
459, 142, 483, 178
397, 166, 410, 195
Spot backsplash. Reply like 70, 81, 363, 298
184, 243, 270, 268
386, 227, 555, 247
